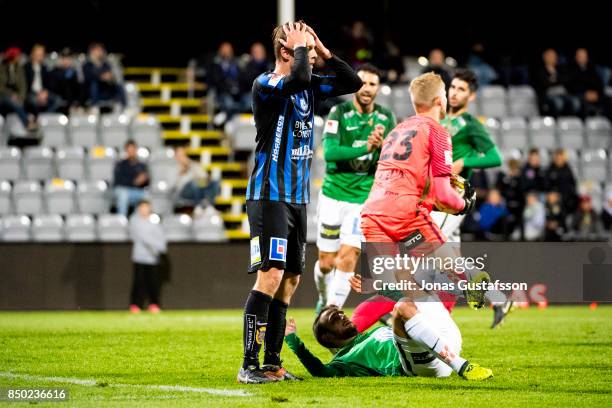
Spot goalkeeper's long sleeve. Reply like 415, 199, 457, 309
284, 333, 346, 377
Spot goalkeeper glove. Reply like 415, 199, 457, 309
457, 179, 476, 215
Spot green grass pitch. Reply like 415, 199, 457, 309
0, 306, 610, 407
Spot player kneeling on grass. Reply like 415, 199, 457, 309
284, 301, 491, 380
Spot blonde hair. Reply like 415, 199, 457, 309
272, 20, 306, 61
409, 72, 445, 110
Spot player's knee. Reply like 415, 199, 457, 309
335, 246, 360, 271
318, 252, 336, 273
393, 301, 418, 320
254, 268, 283, 294
283, 273, 300, 290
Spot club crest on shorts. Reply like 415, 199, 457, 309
250, 237, 261, 267
269, 237, 287, 262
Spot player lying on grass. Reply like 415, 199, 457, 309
284, 299, 490, 380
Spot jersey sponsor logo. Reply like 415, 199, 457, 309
245, 314, 256, 352
324, 119, 339, 134
345, 125, 359, 131
271, 114, 285, 162
269, 237, 288, 262
320, 223, 341, 240
350, 140, 374, 174
250, 236, 261, 267
294, 120, 313, 138
444, 150, 453, 165
376, 112, 389, 121
291, 145, 314, 160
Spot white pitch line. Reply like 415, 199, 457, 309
0, 372, 251, 397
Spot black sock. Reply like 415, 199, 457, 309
242, 290, 272, 369
263, 298, 289, 367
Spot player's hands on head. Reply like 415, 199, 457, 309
279, 22, 309, 50
304, 24, 332, 59
285, 317, 297, 336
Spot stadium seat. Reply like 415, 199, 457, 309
557, 117, 584, 150
149, 148, 176, 183
390, 84, 415, 119
585, 117, 611, 149
564, 148, 580, 174
45, 179, 76, 215
87, 146, 117, 181
31, 214, 65, 242
375, 85, 393, 116
97, 214, 129, 242
580, 149, 608, 182
162, 214, 193, 242
124, 82, 141, 110
479, 85, 507, 118
76, 180, 110, 215
39, 113, 70, 147
150, 181, 173, 215
508, 85, 538, 118
0, 115, 4, 145
466, 96, 481, 117
56, 146, 86, 181
65, 214, 97, 242
70, 114, 99, 147
529, 117, 557, 149
0, 181, 12, 215
500, 117, 529, 149
1, 215, 31, 242
0, 147, 22, 181
12, 181, 43, 215
100, 113, 130, 148
192, 212, 227, 242
131, 115, 161, 148
484, 118, 501, 146
225, 114, 257, 151
23, 146, 54, 180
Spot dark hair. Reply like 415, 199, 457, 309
272, 20, 307, 61
357, 63, 381, 79
124, 139, 136, 148
452, 68, 478, 92
528, 147, 540, 155
313, 305, 339, 349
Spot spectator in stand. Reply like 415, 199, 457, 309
523, 192, 546, 241
48, 48, 83, 112
478, 189, 510, 240
208, 41, 241, 123
129, 200, 167, 314
496, 158, 525, 238
0, 47, 37, 130
83, 42, 126, 109
545, 148, 578, 214
467, 42, 498, 86
533, 48, 576, 117
570, 195, 603, 240
602, 191, 612, 231
567, 48, 609, 118
113, 140, 149, 217
238, 42, 271, 113
24, 44, 59, 116
378, 40, 407, 84
421, 49, 451, 89
168, 146, 219, 210
344, 21, 374, 67
521, 148, 546, 193
544, 190, 566, 241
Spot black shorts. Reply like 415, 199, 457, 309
246, 200, 307, 274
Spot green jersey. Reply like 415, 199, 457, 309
321, 101, 396, 204
285, 327, 404, 377
440, 112, 502, 179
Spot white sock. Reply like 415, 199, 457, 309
485, 290, 507, 306
403, 312, 467, 374
314, 261, 334, 303
326, 269, 354, 308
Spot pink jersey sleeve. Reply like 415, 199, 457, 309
428, 123, 453, 177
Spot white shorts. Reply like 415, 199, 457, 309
430, 211, 466, 243
394, 301, 463, 378
316, 191, 363, 252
